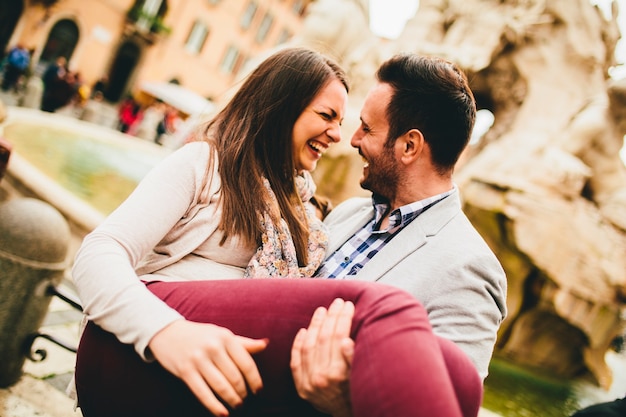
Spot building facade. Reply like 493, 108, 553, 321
1, 0, 310, 103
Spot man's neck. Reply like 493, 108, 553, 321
387, 179, 454, 213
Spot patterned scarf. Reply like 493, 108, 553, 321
244, 171, 328, 278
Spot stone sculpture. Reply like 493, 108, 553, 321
298, 0, 626, 389
401, 0, 626, 389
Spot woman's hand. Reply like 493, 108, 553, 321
291, 298, 355, 417
148, 320, 268, 416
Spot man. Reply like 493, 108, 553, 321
292, 53, 508, 415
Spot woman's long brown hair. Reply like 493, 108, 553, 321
203, 47, 348, 266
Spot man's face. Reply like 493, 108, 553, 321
350, 82, 399, 198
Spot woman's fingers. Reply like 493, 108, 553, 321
198, 334, 268, 407
233, 336, 268, 394
199, 346, 248, 406
149, 320, 267, 415
193, 335, 268, 413
184, 370, 231, 416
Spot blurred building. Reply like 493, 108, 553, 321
1, 0, 311, 103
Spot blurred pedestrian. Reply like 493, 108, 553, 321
117, 95, 142, 134
135, 100, 166, 142
1, 44, 30, 93
155, 104, 181, 145
91, 75, 108, 99
40, 57, 68, 112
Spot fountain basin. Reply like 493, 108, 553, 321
0, 107, 172, 233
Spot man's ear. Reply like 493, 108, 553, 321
399, 128, 425, 164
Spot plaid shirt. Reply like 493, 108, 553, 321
315, 187, 455, 279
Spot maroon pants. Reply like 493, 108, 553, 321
75, 279, 482, 417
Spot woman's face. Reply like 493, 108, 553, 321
292, 78, 348, 173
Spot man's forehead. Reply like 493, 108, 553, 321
362, 83, 391, 121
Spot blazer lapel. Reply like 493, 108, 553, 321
326, 205, 373, 254
355, 191, 463, 282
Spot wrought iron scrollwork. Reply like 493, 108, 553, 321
23, 333, 77, 362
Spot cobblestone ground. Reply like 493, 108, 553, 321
0, 279, 84, 417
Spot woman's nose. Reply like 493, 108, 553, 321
327, 123, 342, 143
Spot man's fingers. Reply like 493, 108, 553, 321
316, 299, 344, 365
290, 328, 306, 370
336, 301, 354, 340
307, 306, 328, 340
340, 338, 355, 365
290, 328, 310, 397
333, 300, 354, 357
290, 300, 355, 416
316, 299, 354, 369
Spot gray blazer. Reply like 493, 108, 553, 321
323, 189, 508, 379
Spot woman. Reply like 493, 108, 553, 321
73, 48, 481, 417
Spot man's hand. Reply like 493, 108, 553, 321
291, 298, 355, 417
148, 320, 268, 416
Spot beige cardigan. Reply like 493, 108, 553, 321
72, 142, 253, 359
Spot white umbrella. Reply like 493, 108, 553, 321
139, 81, 215, 116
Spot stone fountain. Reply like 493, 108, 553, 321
299, 0, 626, 390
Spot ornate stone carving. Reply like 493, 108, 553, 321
301, 0, 626, 389
402, 0, 626, 388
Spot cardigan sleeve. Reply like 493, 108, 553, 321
72, 141, 215, 360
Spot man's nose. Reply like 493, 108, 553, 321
350, 129, 362, 148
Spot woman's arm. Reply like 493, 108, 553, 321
73, 141, 213, 357
74, 142, 270, 415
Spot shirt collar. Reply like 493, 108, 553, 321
371, 185, 456, 232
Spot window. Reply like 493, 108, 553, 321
240, 1, 257, 30
141, 0, 162, 17
275, 28, 291, 45
185, 21, 209, 54
220, 45, 240, 74
292, 0, 306, 16
134, 0, 166, 32
234, 53, 247, 76
255, 13, 273, 43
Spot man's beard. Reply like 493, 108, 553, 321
361, 147, 398, 200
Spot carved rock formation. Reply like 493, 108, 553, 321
402, 0, 626, 388
301, 0, 626, 389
